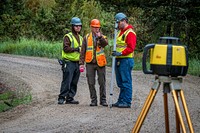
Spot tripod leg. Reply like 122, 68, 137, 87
132, 89, 157, 133
179, 90, 194, 133
171, 90, 186, 133
163, 93, 170, 133
175, 91, 180, 133
132, 89, 153, 132
163, 82, 171, 133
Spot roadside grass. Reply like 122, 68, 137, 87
133, 52, 143, 70
188, 58, 200, 76
0, 38, 62, 59
0, 82, 32, 112
1, 38, 199, 76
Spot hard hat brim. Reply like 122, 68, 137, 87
73, 23, 82, 25
91, 26, 100, 28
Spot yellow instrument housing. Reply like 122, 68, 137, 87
142, 37, 188, 77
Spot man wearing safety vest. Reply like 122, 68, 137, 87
79, 19, 108, 107
112, 13, 137, 108
58, 17, 83, 105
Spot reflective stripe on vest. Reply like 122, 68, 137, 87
62, 32, 83, 61
85, 33, 107, 67
116, 29, 136, 58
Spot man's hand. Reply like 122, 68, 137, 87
79, 65, 85, 72
112, 51, 122, 56
96, 31, 101, 37
74, 47, 80, 52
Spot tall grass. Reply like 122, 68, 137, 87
0, 38, 62, 58
188, 57, 200, 76
0, 38, 199, 76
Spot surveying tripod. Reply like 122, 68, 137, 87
132, 76, 194, 133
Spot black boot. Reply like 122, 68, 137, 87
90, 102, 97, 106
58, 98, 65, 105
66, 100, 79, 104
100, 102, 108, 107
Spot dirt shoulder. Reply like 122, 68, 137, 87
0, 53, 200, 133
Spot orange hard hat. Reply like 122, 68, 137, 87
90, 19, 101, 28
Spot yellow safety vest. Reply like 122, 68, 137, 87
85, 33, 107, 67
62, 32, 83, 61
116, 29, 136, 58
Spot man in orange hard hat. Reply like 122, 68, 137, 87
79, 19, 108, 107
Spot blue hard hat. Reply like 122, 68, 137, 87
115, 13, 127, 22
70, 17, 82, 25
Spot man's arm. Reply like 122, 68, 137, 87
63, 36, 80, 53
122, 32, 136, 55
79, 37, 87, 65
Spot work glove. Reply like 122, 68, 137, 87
74, 47, 80, 52
112, 51, 122, 56
79, 65, 85, 72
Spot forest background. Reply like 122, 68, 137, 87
0, 0, 200, 75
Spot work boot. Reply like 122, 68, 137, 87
112, 102, 120, 107
90, 102, 97, 106
100, 102, 108, 107
65, 100, 79, 104
58, 98, 65, 105
118, 103, 131, 108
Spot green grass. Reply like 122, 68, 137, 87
0, 89, 32, 112
0, 37, 62, 58
188, 57, 200, 76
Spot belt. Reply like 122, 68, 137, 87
116, 57, 132, 60
63, 59, 79, 63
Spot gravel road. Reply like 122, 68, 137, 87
0, 53, 199, 133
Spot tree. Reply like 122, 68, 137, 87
0, 0, 25, 40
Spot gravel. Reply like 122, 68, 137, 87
0, 53, 199, 133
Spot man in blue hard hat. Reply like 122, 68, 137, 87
112, 12, 137, 108
58, 17, 83, 104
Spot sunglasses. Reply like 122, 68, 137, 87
117, 18, 126, 23
74, 25, 82, 27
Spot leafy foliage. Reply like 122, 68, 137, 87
0, 0, 200, 58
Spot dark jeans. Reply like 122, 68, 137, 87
86, 63, 106, 104
58, 61, 80, 101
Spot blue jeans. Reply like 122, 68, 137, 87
115, 58, 134, 105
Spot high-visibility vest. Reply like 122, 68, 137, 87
62, 32, 83, 61
116, 29, 136, 58
85, 33, 107, 67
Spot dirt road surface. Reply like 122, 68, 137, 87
0, 53, 200, 133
